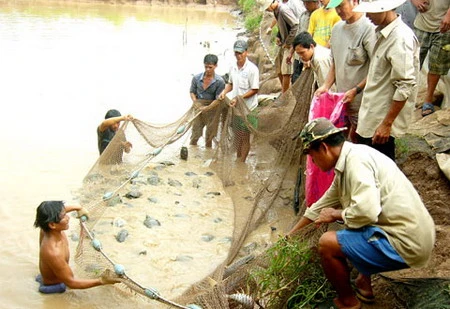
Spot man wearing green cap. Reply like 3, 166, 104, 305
315, 0, 376, 142
287, 117, 435, 309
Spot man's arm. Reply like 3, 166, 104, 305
440, 7, 450, 33
372, 99, 406, 144
190, 75, 198, 102
283, 10, 299, 47
98, 115, 132, 133
410, 0, 429, 13
219, 83, 233, 100
342, 78, 367, 104
229, 89, 258, 107
315, 61, 336, 96
287, 216, 314, 236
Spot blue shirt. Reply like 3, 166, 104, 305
190, 73, 225, 100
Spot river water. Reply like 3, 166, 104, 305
0, 1, 240, 307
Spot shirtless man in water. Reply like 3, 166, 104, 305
34, 201, 120, 293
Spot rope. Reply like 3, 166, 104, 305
77, 109, 205, 309
259, 12, 275, 66
79, 220, 199, 309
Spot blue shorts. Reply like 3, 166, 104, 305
336, 226, 409, 276
35, 274, 66, 294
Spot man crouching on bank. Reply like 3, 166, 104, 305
287, 118, 435, 309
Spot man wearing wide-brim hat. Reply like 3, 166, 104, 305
351, 0, 419, 162
288, 117, 435, 309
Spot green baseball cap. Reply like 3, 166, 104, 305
296, 118, 346, 153
326, 0, 343, 9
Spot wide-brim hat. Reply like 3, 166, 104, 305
295, 117, 346, 153
353, 0, 407, 13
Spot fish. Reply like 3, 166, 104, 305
227, 293, 255, 309
116, 229, 129, 243
143, 215, 161, 228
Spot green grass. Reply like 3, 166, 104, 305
395, 137, 410, 159
249, 237, 334, 308
238, 0, 263, 33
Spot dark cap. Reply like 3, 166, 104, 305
296, 118, 346, 153
233, 40, 248, 53
105, 109, 121, 119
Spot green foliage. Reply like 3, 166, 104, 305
238, 0, 263, 33
395, 137, 410, 158
249, 237, 334, 308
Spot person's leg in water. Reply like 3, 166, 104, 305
239, 131, 251, 163
234, 131, 243, 160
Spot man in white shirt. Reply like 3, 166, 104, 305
219, 40, 259, 163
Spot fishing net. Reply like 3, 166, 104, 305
71, 9, 331, 308
72, 63, 317, 309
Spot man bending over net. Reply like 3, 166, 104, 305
34, 201, 122, 294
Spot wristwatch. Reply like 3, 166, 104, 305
355, 85, 362, 94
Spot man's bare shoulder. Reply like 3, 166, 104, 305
40, 234, 68, 260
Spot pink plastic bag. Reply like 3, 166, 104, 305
306, 92, 347, 207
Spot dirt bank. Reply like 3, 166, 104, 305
238, 12, 450, 309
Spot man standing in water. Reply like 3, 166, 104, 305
98, 109, 133, 155
34, 201, 121, 293
219, 40, 259, 163
98, 109, 133, 164
189, 54, 226, 148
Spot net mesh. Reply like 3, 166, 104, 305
73, 10, 321, 307
73, 64, 315, 308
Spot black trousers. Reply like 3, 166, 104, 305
356, 134, 396, 162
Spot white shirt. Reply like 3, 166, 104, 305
228, 58, 260, 111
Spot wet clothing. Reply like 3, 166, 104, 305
305, 142, 435, 268
190, 73, 225, 145
35, 274, 66, 294
97, 127, 115, 155
190, 73, 225, 101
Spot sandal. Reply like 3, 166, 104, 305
421, 102, 435, 117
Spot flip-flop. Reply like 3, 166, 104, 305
421, 102, 435, 117
355, 288, 375, 303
